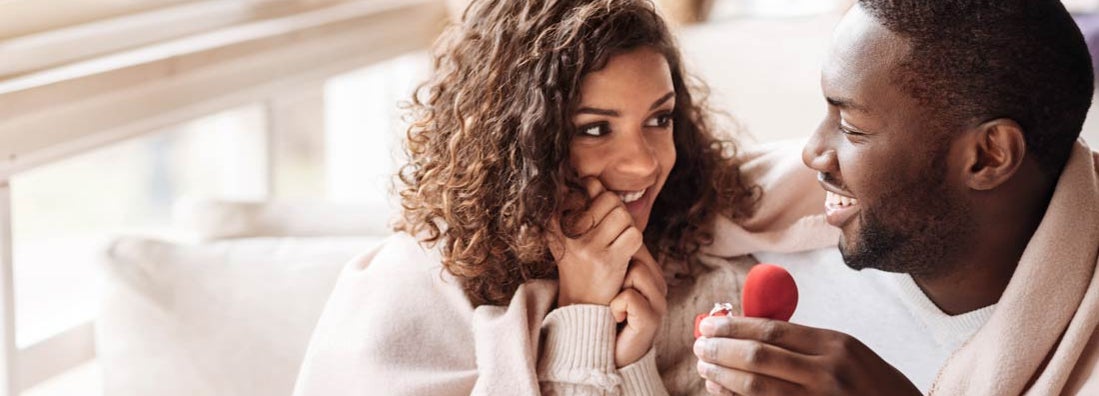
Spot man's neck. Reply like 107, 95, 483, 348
911, 183, 1053, 316
911, 250, 1018, 316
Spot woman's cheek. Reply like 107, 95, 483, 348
567, 145, 603, 178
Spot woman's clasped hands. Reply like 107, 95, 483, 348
550, 178, 668, 367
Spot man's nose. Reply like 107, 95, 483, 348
803, 120, 839, 174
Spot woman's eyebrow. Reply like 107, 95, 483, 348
650, 91, 675, 110
576, 91, 676, 117
576, 107, 619, 116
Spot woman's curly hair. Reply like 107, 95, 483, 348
398, 0, 756, 306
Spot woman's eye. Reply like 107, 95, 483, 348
645, 113, 674, 128
579, 123, 610, 137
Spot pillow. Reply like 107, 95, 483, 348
97, 235, 383, 396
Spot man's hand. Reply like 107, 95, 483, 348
693, 316, 921, 395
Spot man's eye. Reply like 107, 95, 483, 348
838, 121, 865, 136
839, 126, 863, 136
579, 123, 610, 137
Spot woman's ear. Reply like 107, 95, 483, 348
963, 118, 1027, 191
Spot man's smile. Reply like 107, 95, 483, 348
825, 190, 861, 227
818, 172, 861, 227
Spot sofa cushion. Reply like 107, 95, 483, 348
97, 236, 382, 396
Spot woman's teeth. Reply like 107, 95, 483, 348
618, 189, 646, 203
826, 191, 859, 207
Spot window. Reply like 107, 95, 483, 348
323, 51, 430, 205
12, 105, 267, 349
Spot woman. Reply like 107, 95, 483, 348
293, 0, 829, 394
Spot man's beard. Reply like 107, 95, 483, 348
840, 154, 976, 278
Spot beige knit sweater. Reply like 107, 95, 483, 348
291, 141, 837, 395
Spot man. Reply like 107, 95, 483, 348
694, 0, 1099, 394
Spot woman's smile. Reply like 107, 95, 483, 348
611, 186, 654, 222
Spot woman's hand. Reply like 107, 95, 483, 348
611, 245, 668, 367
550, 178, 643, 307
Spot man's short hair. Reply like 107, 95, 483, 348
859, 0, 1094, 176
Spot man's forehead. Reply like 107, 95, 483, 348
822, 5, 910, 111
833, 5, 907, 61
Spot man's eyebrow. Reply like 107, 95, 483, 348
826, 96, 871, 113
576, 91, 677, 117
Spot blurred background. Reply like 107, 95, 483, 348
1, 0, 1098, 395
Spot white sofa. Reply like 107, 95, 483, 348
96, 200, 394, 396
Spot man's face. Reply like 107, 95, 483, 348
802, 5, 976, 277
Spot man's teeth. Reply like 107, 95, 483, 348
825, 191, 859, 207
618, 189, 646, 203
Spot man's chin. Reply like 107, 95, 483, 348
837, 238, 858, 267
835, 215, 861, 246
837, 235, 876, 271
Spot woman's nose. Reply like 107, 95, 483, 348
612, 131, 659, 177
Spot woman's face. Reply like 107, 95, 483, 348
569, 47, 677, 232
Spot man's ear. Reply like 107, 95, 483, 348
962, 118, 1026, 191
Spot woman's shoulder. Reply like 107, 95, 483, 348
295, 233, 481, 394
331, 232, 475, 315
310, 232, 478, 355
341, 232, 454, 285
347, 232, 440, 272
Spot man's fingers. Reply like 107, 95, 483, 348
704, 380, 733, 396
697, 360, 803, 396
698, 316, 829, 355
693, 337, 819, 386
